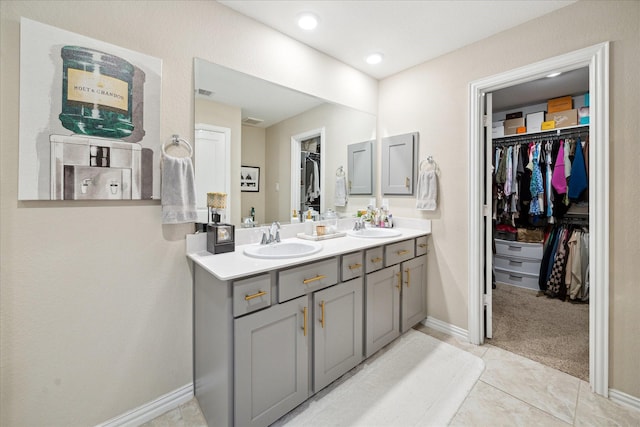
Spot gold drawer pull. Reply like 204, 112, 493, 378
405, 269, 411, 287
303, 274, 326, 285
319, 300, 325, 328
370, 257, 383, 263
396, 272, 402, 290
348, 263, 362, 270
418, 243, 427, 248
244, 290, 267, 301
397, 249, 409, 256
302, 306, 308, 336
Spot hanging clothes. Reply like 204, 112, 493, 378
529, 143, 544, 216
568, 137, 588, 200
552, 140, 567, 194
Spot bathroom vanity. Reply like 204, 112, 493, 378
187, 221, 430, 427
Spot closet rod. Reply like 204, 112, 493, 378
493, 126, 589, 147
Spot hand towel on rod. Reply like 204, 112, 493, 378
161, 154, 198, 224
416, 164, 438, 211
334, 175, 347, 207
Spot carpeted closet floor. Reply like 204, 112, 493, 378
490, 282, 589, 381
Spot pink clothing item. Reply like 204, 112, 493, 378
551, 141, 567, 194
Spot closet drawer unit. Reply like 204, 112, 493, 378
495, 239, 543, 260
233, 273, 271, 317
385, 239, 415, 267
342, 251, 364, 281
415, 236, 428, 256
495, 267, 539, 291
493, 254, 541, 276
365, 247, 384, 273
278, 257, 338, 303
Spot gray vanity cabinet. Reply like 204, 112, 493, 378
234, 295, 309, 427
313, 277, 363, 392
365, 264, 401, 357
400, 255, 428, 333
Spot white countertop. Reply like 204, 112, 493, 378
187, 219, 431, 281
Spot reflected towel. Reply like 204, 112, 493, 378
335, 175, 348, 207
416, 169, 438, 211
161, 155, 198, 224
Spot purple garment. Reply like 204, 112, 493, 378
551, 141, 567, 194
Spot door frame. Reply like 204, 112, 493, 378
467, 42, 610, 396
291, 127, 326, 216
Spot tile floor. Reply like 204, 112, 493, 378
144, 325, 640, 426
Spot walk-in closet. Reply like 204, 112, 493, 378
300, 136, 321, 214
488, 67, 590, 381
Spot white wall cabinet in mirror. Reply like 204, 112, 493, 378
347, 140, 373, 195
381, 132, 419, 195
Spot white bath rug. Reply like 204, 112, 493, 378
273, 329, 485, 427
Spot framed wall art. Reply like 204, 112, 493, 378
240, 166, 260, 192
18, 18, 162, 201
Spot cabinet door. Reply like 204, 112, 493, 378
401, 255, 428, 333
365, 265, 401, 357
347, 140, 373, 194
381, 132, 418, 195
313, 278, 363, 392
234, 296, 309, 427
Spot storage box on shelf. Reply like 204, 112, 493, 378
493, 238, 543, 291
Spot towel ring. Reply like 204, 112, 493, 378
336, 166, 345, 177
162, 134, 193, 157
420, 156, 440, 175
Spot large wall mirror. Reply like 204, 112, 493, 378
193, 58, 377, 227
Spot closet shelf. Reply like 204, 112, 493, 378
493, 124, 589, 142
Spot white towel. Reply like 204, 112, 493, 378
416, 169, 438, 211
334, 175, 348, 207
161, 155, 198, 224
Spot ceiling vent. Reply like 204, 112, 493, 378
242, 117, 264, 126
197, 88, 214, 97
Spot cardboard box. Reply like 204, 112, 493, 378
541, 120, 555, 130
504, 117, 525, 135
506, 111, 523, 120
492, 126, 504, 138
547, 96, 573, 113
516, 127, 526, 134
526, 111, 545, 132
546, 109, 578, 128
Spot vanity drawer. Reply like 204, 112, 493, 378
494, 254, 541, 276
385, 239, 415, 267
495, 239, 543, 260
342, 251, 364, 281
278, 257, 338, 303
415, 236, 428, 256
233, 273, 271, 317
365, 247, 384, 273
495, 267, 539, 291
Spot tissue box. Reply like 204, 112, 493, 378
546, 109, 578, 128
207, 223, 235, 254
578, 106, 590, 125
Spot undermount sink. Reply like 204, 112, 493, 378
347, 228, 402, 238
243, 241, 323, 259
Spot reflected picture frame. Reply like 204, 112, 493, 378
240, 165, 260, 192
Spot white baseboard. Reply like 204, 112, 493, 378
609, 388, 640, 412
422, 316, 469, 342
96, 383, 193, 427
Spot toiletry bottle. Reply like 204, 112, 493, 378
305, 209, 314, 235
291, 209, 298, 223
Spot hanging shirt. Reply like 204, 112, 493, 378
552, 140, 567, 194
529, 143, 544, 216
545, 141, 554, 218
504, 146, 513, 196
568, 137, 588, 200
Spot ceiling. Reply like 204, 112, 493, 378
218, 0, 577, 80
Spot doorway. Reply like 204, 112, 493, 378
291, 128, 326, 218
467, 43, 610, 396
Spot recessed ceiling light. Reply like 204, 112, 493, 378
297, 13, 318, 30
546, 72, 562, 78
366, 53, 383, 65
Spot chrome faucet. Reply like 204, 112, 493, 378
353, 217, 366, 231
261, 221, 281, 244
